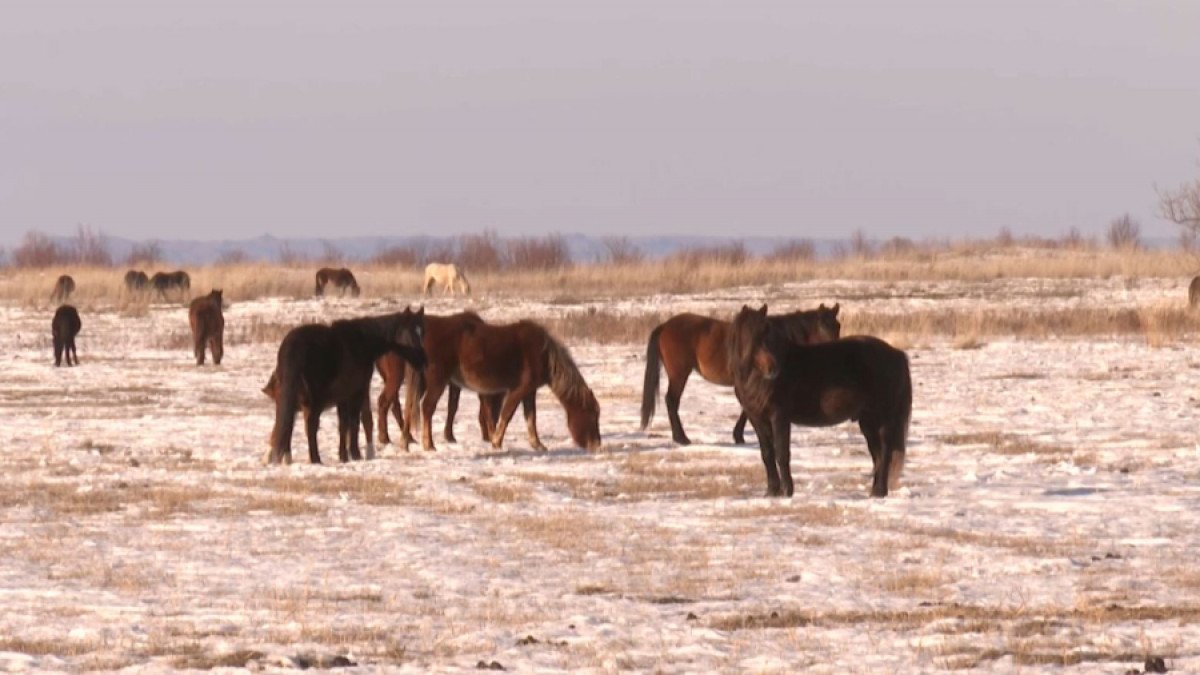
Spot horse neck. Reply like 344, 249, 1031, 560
774, 312, 817, 343
338, 314, 402, 359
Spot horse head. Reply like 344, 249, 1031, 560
731, 304, 782, 380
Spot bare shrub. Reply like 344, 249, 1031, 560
13, 231, 67, 267
278, 243, 309, 266
457, 230, 505, 272
1060, 227, 1091, 250
215, 249, 250, 265
319, 241, 344, 265
506, 234, 571, 270
996, 227, 1015, 248
766, 239, 816, 262
669, 242, 747, 266
849, 229, 873, 258
600, 236, 644, 264
879, 236, 918, 258
126, 241, 163, 266
71, 225, 113, 266
1106, 213, 1142, 250
371, 245, 419, 267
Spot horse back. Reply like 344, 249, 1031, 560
658, 313, 732, 384
774, 336, 910, 424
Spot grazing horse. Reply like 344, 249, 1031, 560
1190, 276, 1200, 309
641, 304, 841, 445
188, 289, 225, 365
315, 267, 361, 297
729, 305, 911, 498
50, 275, 75, 303
412, 313, 601, 452
52, 305, 81, 367
268, 307, 427, 465
151, 271, 191, 301
262, 370, 375, 460
124, 270, 149, 295
422, 262, 471, 296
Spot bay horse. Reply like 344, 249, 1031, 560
50, 275, 75, 303
151, 271, 191, 301
412, 313, 601, 452
262, 370, 374, 459
315, 267, 361, 297
729, 304, 911, 498
1190, 275, 1200, 308
268, 307, 427, 465
124, 270, 149, 294
188, 289, 225, 365
641, 304, 841, 445
52, 305, 81, 367
422, 262, 470, 296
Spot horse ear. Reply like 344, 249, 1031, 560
831, 303, 840, 316
758, 304, 768, 316
416, 305, 425, 317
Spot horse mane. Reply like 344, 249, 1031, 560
540, 326, 596, 412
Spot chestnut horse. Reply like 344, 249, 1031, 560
640, 304, 841, 445
52, 305, 81, 367
729, 304, 911, 498
315, 267, 361, 297
268, 307, 426, 464
188, 289, 225, 365
410, 313, 601, 452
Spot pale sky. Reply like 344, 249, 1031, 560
2, 1, 1199, 244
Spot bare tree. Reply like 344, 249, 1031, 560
126, 240, 163, 266
72, 225, 113, 266
1158, 173, 1200, 235
1106, 213, 1142, 250
600, 236, 644, 265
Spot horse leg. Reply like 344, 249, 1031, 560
522, 393, 546, 451
664, 369, 692, 445
859, 418, 883, 474
211, 333, 223, 366
403, 367, 424, 450
360, 388, 375, 460
478, 394, 499, 441
748, 414, 781, 497
489, 385, 533, 449
376, 386, 393, 446
348, 396, 365, 461
444, 384, 460, 443
733, 412, 749, 445
420, 376, 448, 451
304, 405, 322, 464
194, 331, 205, 366
336, 403, 352, 463
771, 412, 794, 497
70, 339, 78, 366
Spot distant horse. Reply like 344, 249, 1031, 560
268, 307, 427, 464
150, 271, 191, 301
729, 304, 911, 498
188, 289, 225, 365
124, 270, 149, 295
52, 305, 81, 367
422, 262, 471, 296
262, 370, 375, 460
641, 304, 841, 445
50, 275, 75, 303
1190, 276, 1200, 308
411, 313, 600, 452
315, 267, 361, 297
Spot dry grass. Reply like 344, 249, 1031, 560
939, 432, 1073, 457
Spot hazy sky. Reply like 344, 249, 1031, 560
3, 1, 1199, 244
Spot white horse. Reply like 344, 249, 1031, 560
423, 262, 471, 296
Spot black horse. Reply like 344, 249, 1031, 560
269, 307, 428, 465
729, 304, 911, 498
150, 271, 191, 301
52, 305, 81, 367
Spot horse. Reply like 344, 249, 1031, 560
50, 275, 75, 303
729, 304, 911, 498
1190, 276, 1200, 308
123, 270, 149, 295
52, 305, 81, 367
422, 262, 471, 296
315, 267, 361, 297
261, 370, 375, 460
411, 312, 601, 452
150, 271, 191, 301
268, 307, 427, 465
188, 289, 225, 365
640, 304, 842, 445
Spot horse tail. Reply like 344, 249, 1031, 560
269, 358, 304, 464
885, 349, 913, 491
640, 324, 664, 430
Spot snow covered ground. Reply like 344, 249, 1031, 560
1, 279, 1199, 672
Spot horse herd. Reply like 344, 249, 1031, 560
44, 266, 912, 498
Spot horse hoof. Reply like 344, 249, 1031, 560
673, 437, 692, 446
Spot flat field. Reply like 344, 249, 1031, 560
1, 274, 1199, 672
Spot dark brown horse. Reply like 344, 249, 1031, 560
315, 267, 361, 297
188, 289, 225, 365
268, 307, 427, 464
729, 305, 911, 498
262, 370, 374, 459
52, 305, 81, 367
412, 313, 601, 452
1190, 276, 1200, 308
124, 270, 149, 294
50, 275, 75, 303
151, 271, 191, 301
641, 304, 841, 445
